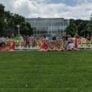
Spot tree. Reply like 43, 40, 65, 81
20, 22, 33, 36
0, 4, 33, 36
77, 20, 88, 36
65, 19, 78, 36
65, 19, 88, 37
83, 15, 92, 38
0, 4, 5, 35
86, 19, 92, 34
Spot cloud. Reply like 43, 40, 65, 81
0, 0, 92, 20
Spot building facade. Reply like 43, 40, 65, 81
26, 18, 70, 36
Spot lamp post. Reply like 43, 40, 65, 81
17, 25, 20, 36
4, 18, 7, 23
4, 18, 8, 36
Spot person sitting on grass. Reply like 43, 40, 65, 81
67, 35, 75, 50
38, 36, 48, 52
5, 38, 16, 51
0, 35, 7, 51
48, 40, 55, 51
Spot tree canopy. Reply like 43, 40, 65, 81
0, 4, 33, 37
65, 19, 90, 37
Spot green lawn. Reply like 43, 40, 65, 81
0, 51, 92, 92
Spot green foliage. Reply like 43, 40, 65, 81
65, 19, 88, 37
65, 20, 77, 36
20, 22, 33, 36
0, 4, 4, 17
0, 4, 33, 36
86, 20, 92, 33
0, 4, 5, 34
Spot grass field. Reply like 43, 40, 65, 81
0, 51, 92, 92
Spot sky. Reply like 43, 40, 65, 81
0, 0, 92, 20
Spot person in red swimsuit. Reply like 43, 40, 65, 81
39, 36, 48, 51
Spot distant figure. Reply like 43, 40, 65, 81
0, 36, 6, 48
52, 36, 56, 40
67, 35, 75, 50
24, 35, 30, 48
73, 35, 80, 49
52, 34, 56, 40
39, 36, 48, 51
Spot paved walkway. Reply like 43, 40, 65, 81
15, 46, 39, 51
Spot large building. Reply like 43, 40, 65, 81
26, 18, 70, 36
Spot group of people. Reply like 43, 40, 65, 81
0, 36, 15, 51
0, 35, 35, 51
0, 34, 88, 51
38, 35, 81, 52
